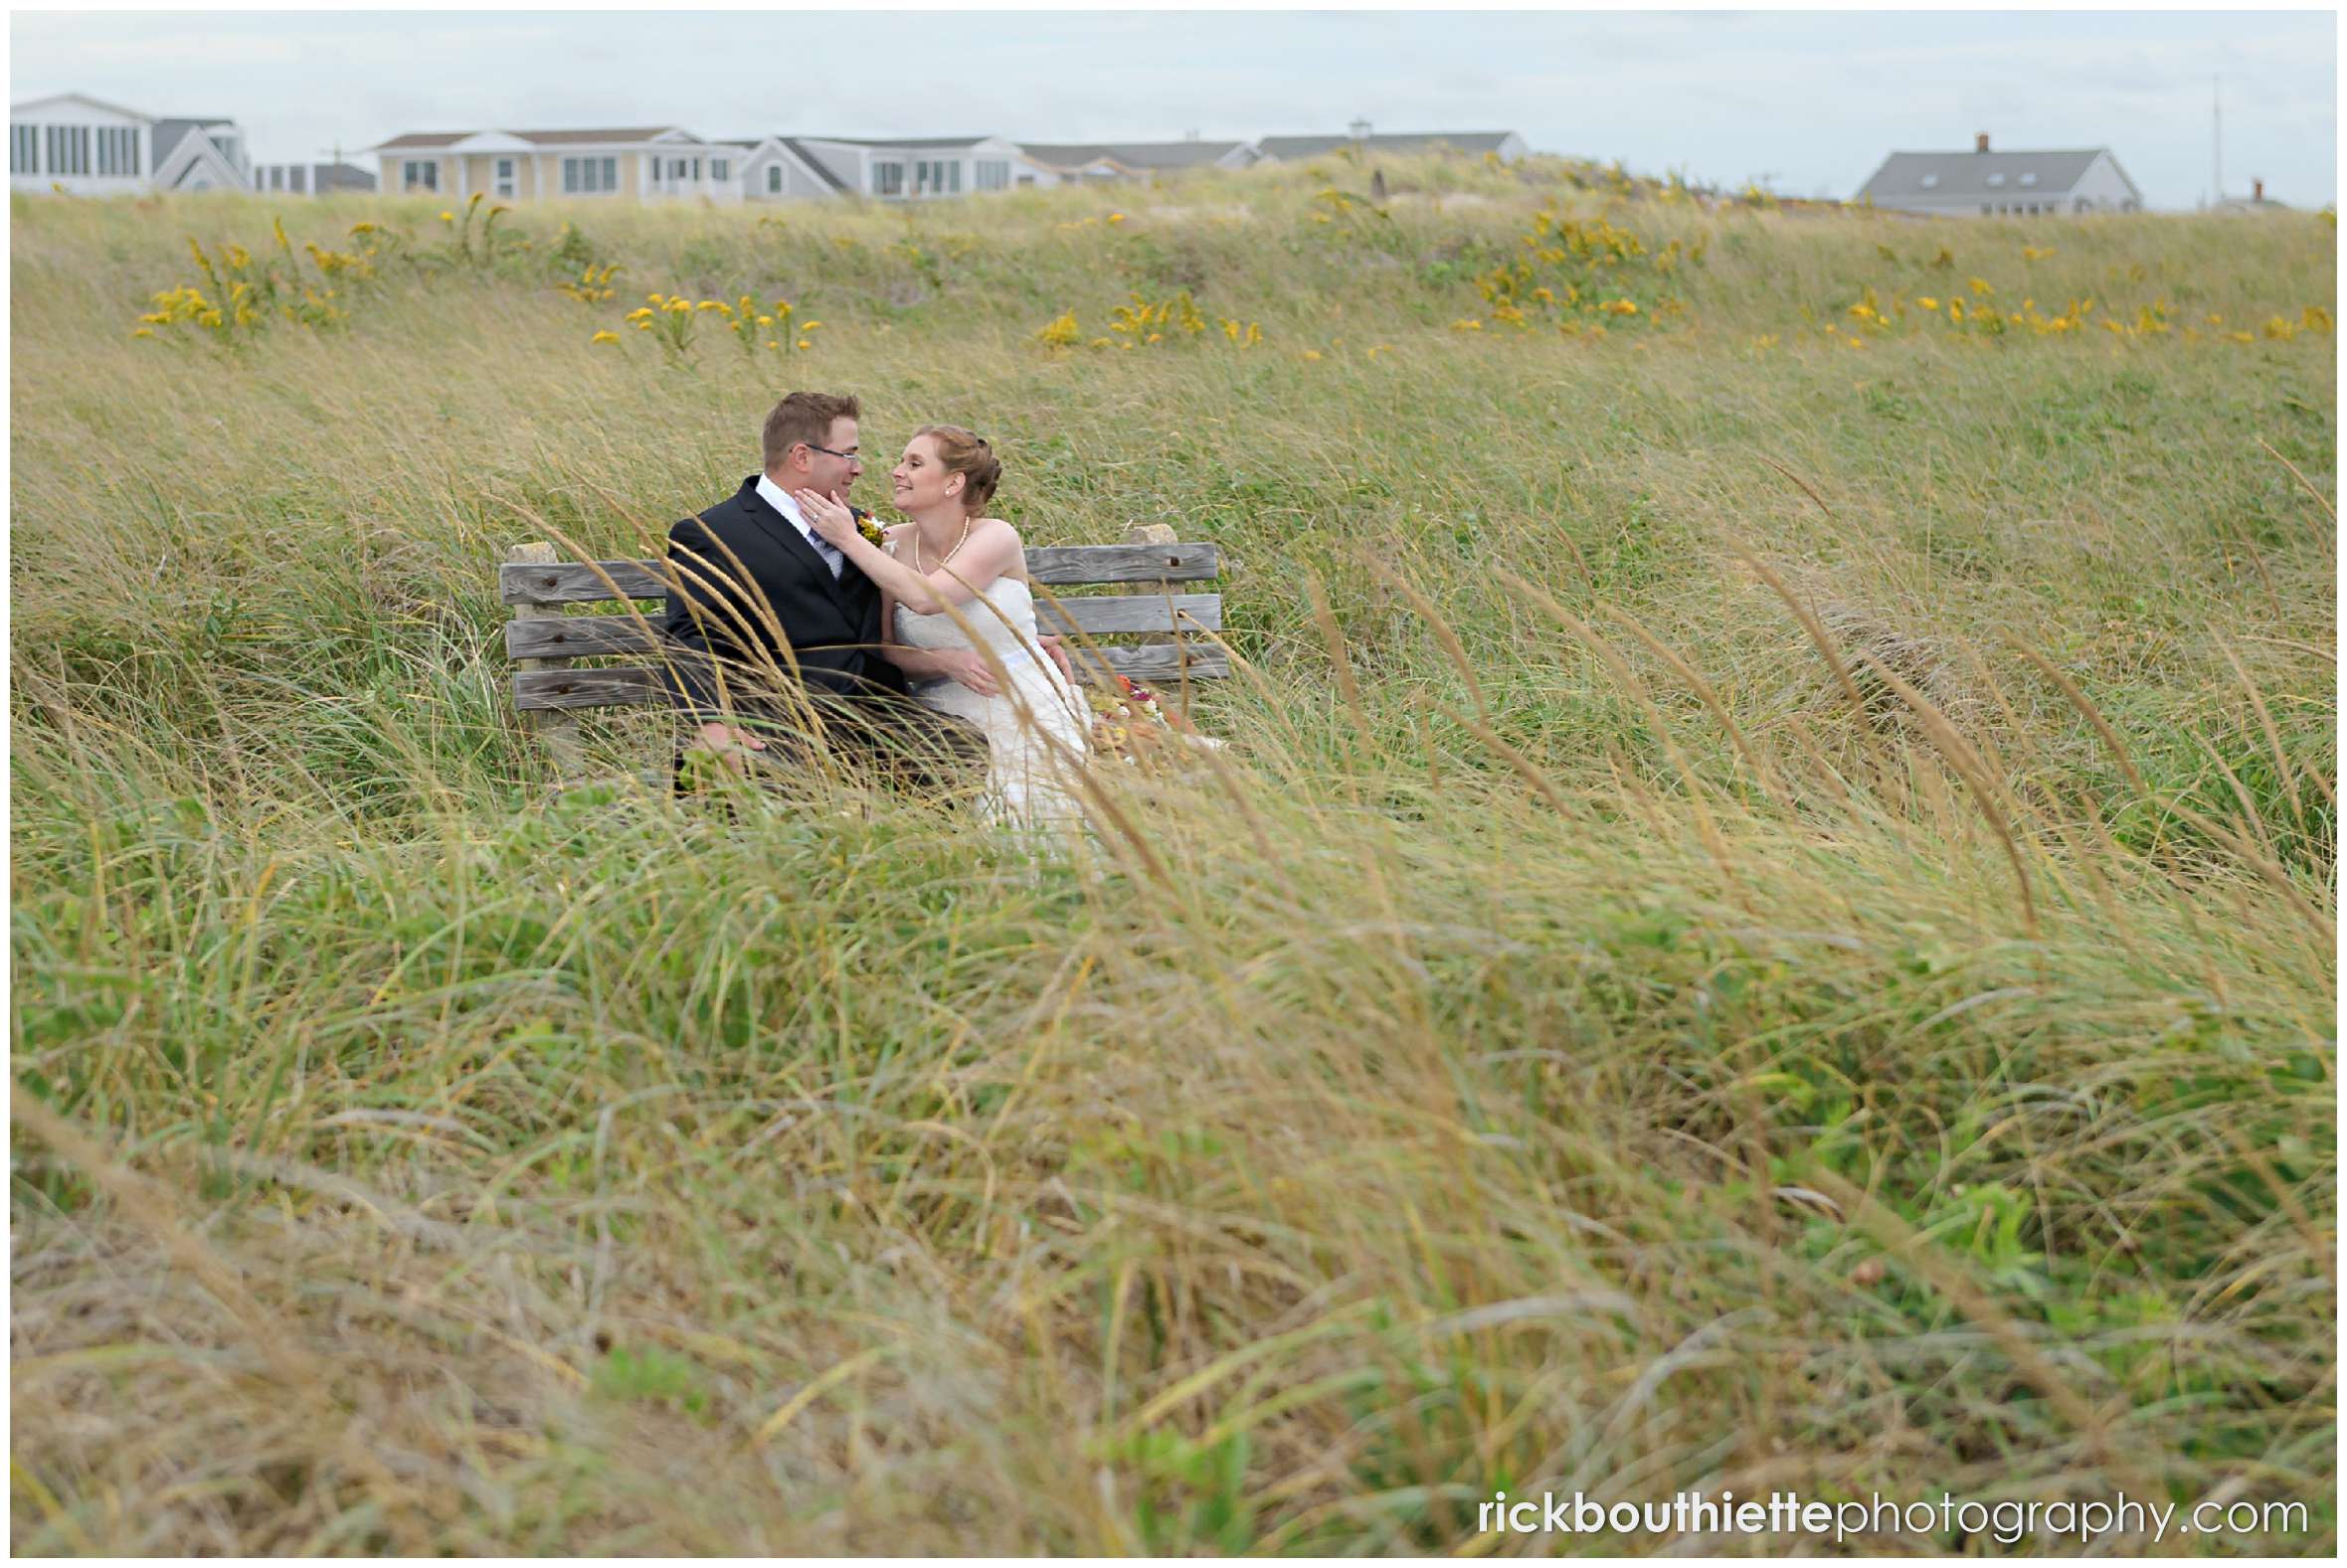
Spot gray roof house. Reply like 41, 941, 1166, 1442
779, 135, 1030, 199
251, 160, 376, 196
9, 93, 249, 193
1256, 129, 1527, 164
726, 135, 851, 200
1016, 139, 1260, 183
1854, 133, 2142, 216
150, 116, 250, 190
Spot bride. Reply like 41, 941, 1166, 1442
795, 427, 1091, 831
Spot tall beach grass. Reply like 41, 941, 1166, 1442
9, 157, 2336, 1552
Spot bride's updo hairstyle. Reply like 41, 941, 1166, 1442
916, 425, 1001, 515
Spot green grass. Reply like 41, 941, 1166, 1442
9, 156, 2336, 1554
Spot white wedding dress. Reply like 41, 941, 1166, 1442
894, 575, 1091, 831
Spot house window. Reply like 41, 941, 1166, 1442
562, 155, 618, 194
872, 160, 904, 196
403, 158, 439, 192
495, 157, 514, 197
1981, 204, 1991, 215
1016, 172, 1035, 187
711, 157, 728, 182
1985, 172, 2005, 187
669, 157, 688, 180
47, 126, 90, 177
269, 165, 284, 190
767, 163, 782, 193
10, 124, 34, 174
2018, 171, 2039, 187
291, 166, 306, 194
976, 158, 1009, 191
1918, 173, 1939, 189
913, 158, 962, 196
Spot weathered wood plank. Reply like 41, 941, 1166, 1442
505, 542, 587, 773
500, 560, 672, 606
505, 594, 1220, 659
1074, 643, 1232, 684
515, 641, 1230, 712
513, 666, 668, 711
502, 542, 1222, 606
1033, 593, 1222, 636
1023, 543, 1222, 585
506, 614, 664, 660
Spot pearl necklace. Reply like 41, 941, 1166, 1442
914, 515, 971, 575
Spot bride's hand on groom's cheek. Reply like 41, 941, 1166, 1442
794, 489, 855, 545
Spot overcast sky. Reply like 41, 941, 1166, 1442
10, 8, 2336, 209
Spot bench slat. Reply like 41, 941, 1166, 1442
501, 561, 672, 605
1035, 593, 1221, 636
501, 542, 1221, 606
512, 642, 1228, 711
503, 592, 1223, 659
505, 614, 664, 659
1024, 543, 1221, 585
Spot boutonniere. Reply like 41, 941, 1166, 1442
853, 508, 886, 548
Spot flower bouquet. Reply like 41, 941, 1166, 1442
1086, 674, 1221, 768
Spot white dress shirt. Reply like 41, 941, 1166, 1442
756, 471, 844, 579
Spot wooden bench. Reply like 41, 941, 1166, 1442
498, 527, 1226, 773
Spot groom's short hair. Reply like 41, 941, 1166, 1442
762, 391, 861, 471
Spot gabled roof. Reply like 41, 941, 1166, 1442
1258, 130, 1517, 159
369, 126, 690, 152
730, 134, 854, 192
372, 130, 469, 151
152, 117, 240, 169
152, 122, 245, 191
779, 136, 850, 192
1855, 148, 2115, 203
805, 135, 994, 149
10, 91, 153, 121
1018, 139, 1250, 170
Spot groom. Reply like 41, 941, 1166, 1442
658, 390, 1021, 786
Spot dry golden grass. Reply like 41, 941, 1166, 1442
10, 159, 2337, 1553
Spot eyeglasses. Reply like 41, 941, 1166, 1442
802, 441, 860, 462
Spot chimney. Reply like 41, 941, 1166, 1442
1975, 131, 1990, 153
2254, 177, 2264, 201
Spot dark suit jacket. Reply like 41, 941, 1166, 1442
658, 475, 907, 718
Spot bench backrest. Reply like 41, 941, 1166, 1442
499, 541, 1226, 714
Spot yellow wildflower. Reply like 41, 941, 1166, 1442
797, 338, 812, 349
1967, 276, 1994, 296
1451, 318, 1484, 331
1303, 349, 1323, 361
591, 330, 620, 344
1107, 212, 1126, 224
1915, 296, 1939, 311
439, 210, 453, 223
